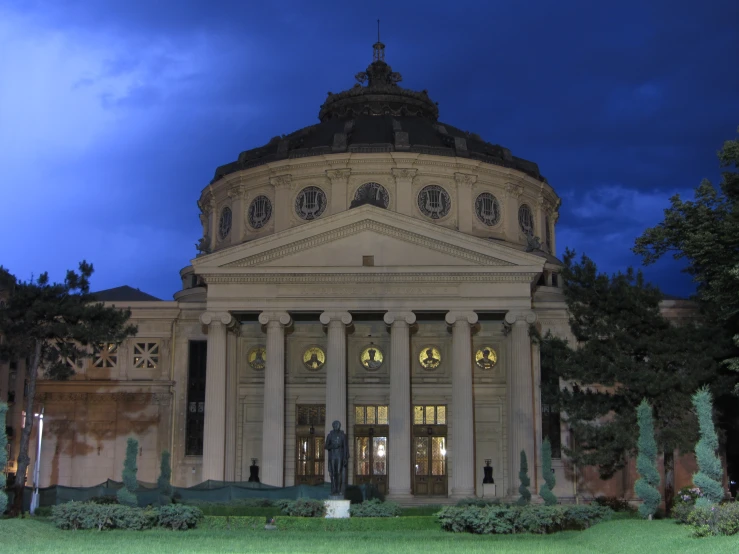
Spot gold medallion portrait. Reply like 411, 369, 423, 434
302, 346, 326, 371
418, 346, 441, 370
475, 347, 497, 370
247, 346, 266, 370
360, 345, 384, 371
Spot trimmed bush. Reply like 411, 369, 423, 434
117, 437, 139, 507
349, 499, 401, 517
593, 496, 636, 513
50, 501, 203, 531
517, 450, 531, 506
275, 498, 325, 517
687, 503, 739, 537
156, 504, 203, 530
456, 497, 501, 507
89, 496, 118, 505
437, 504, 612, 534
634, 399, 661, 519
692, 388, 724, 506
158, 450, 173, 502
539, 438, 557, 506
201, 515, 439, 531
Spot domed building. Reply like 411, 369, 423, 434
16, 42, 588, 503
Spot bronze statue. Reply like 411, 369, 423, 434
325, 420, 349, 498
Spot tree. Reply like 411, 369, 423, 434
117, 437, 139, 507
517, 450, 531, 505
158, 450, 173, 503
0, 262, 137, 516
634, 399, 661, 519
0, 402, 8, 513
692, 388, 724, 506
539, 251, 735, 512
539, 437, 557, 506
634, 127, 739, 375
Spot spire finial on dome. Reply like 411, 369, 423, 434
373, 19, 385, 62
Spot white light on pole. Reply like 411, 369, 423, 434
30, 407, 44, 515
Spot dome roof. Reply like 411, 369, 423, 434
212, 43, 545, 184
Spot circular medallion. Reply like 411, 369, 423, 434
295, 186, 327, 220
518, 204, 535, 236
248, 195, 273, 229
475, 347, 498, 370
360, 345, 384, 371
218, 206, 232, 239
475, 193, 501, 226
417, 185, 451, 219
354, 182, 390, 208
302, 346, 326, 371
418, 346, 442, 370
247, 346, 266, 370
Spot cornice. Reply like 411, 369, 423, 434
222, 219, 514, 268
201, 271, 538, 285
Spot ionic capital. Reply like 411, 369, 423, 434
200, 311, 235, 327
454, 172, 477, 187
504, 310, 537, 325
505, 182, 524, 199
383, 311, 417, 326
325, 169, 351, 182
269, 174, 293, 189
258, 311, 292, 327
319, 311, 352, 326
445, 311, 478, 326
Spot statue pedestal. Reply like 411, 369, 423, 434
324, 499, 351, 519
482, 483, 496, 498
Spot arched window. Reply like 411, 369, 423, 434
518, 204, 534, 236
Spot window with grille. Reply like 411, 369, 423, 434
92, 343, 118, 369
413, 405, 446, 425
518, 204, 535, 236
133, 342, 159, 369
354, 405, 388, 425
296, 405, 326, 426
185, 341, 207, 456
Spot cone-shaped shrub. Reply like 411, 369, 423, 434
117, 437, 139, 507
691, 387, 724, 506
634, 399, 661, 519
0, 403, 8, 513
517, 450, 531, 505
158, 450, 172, 498
539, 438, 557, 505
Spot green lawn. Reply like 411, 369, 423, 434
2, 517, 737, 553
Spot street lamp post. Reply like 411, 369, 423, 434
30, 406, 44, 515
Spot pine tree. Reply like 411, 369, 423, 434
517, 450, 531, 505
539, 438, 557, 506
0, 403, 8, 513
634, 399, 661, 519
117, 437, 139, 507
0, 263, 136, 516
158, 450, 173, 502
692, 388, 724, 506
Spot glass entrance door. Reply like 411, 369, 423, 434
354, 435, 388, 495
412, 405, 448, 496
295, 435, 325, 485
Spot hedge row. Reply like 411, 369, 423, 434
686, 503, 739, 537
201, 515, 439, 531
437, 504, 613, 534
51, 502, 203, 531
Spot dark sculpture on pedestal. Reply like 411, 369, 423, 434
325, 420, 349, 498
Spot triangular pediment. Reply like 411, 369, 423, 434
193, 205, 544, 272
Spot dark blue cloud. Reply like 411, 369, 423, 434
1, 0, 736, 300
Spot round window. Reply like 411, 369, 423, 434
417, 185, 451, 219
475, 193, 501, 226
295, 186, 327, 220
354, 182, 389, 208
218, 206, 232, 239
518, 204, 534, 236
248, 195, 273, 229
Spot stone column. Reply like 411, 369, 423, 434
258, 311, 291, 487
504, 183, 523, 243
326, 169, 351, 215
505, 310, 537, 497
532, 340, 543, 493
320, 311, 352, 481
270, 175, 293, 233
446, 311, 478, 499
384, 311, 416, 499
391, 168, 417, 216
224, 328, 239, 481
200, 311, 234, 482
454, 173, 477, 234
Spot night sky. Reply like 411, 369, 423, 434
2, 0, 737, 300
